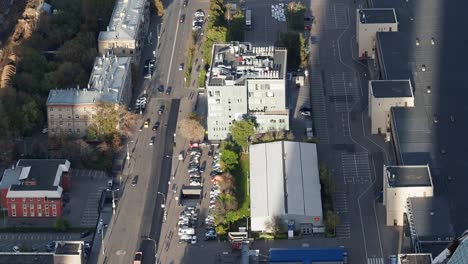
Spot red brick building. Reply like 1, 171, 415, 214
0, 159, 71, 218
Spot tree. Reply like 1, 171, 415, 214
230, 119, 255, 152
19, 243, 33, 252
325, 211, 340, 235
154, 0, 164, 16
53, 218, 69, 232
18, 97, 43, 136
220, 149, 238, 171
264, 215, 285, 235
178, 118, 204, 142
215, 225, 227, 236
90, 102, 135, 140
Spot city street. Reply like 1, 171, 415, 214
96, 0, 209, 263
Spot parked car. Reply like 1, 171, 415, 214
152, 121, 161, 131
179, 14, 186, 23
13, 245, 20, 252
131, 175, 139, 186
166, 86, 172, 95
158, 105, 165, 115
157, 85, 164, 93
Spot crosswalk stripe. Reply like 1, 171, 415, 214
367, 257, 384, 264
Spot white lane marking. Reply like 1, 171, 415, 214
166, 6, 184, 85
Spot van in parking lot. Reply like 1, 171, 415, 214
178, 227, 195, 236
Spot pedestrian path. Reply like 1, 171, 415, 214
341, 152, 372, 184
367, 257, 385, 264
80, 186, 107, 227
333, 192, 348, 213
335, 222, 351, 238
310, 71, 330, 144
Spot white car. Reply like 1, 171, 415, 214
191, 235, 198, 244
13, 245, 20, 252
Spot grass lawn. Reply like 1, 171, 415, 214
232, 153, 250, 217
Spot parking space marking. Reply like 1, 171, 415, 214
333, 192, 348, 213
368, 257, 385, 264
331, 72, 358, 113
80, 186, 107, 227
341, 152, 372, 184
335, 222, 351, 238
310, 71, 330, 144
341, 113, 351, 137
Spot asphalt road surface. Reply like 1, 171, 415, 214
97, 0, 200, 263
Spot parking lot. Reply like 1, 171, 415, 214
64, 169, 109, 227
0, 232, 84, 252
243, 0, 288, 45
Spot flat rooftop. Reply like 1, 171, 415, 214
358, 8, 397, 24
8, 159, 68, 192
98, 0, 146, 42
385, 165, 432, 187
398, 254, 432, 264
376, 32, 413, 80
371, 80, 413, 98
390, 107, 433, 165
407, 197, 454, 243
55, 241, 82, 255
208, 42, 286, 86
0, 253, 53, 264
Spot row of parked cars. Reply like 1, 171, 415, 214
187, 147, 203, 186
178, 206, 198, 244
192, 9, 204, 31
203, 150, 221, 240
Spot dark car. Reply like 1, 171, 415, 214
158, 105, 165, 115
166, 86, 172, 95
300, 107, 312, 116
183, 0, 188, 7
180, 14, 186, 23
157, 85, 164, 93
152, 121, 161, 131
131, 175, 139, 186
80, 230, 92, 238
200, 161, 206, 173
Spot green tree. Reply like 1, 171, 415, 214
215, 225, 227, 236
58, 32, 97, 68
230, 119, 255, 152
19, 243, 33, 252
299, 34, 308, 69
220, 149, 239, 171
53, 218, 70, 232
286, 1, 306, 31
19, 97, 43, 136
325, 211, 340, 235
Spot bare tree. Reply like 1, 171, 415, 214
178, 118, 204, 141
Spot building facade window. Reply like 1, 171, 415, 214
12, 208, 16, 217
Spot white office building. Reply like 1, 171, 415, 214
207, 42, 289, 140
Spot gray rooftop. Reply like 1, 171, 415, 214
358, 8, 397, 24
208, 42, 287, 86
88, 54, 131, 102
448, 236, 468, 264
371, 80, 413, 98
54, 241, 82, 255
8, 159, 68, 192
390, 107, 433, 165
376, 32, 413, 80
249, 141, 322, 228
385, 165, 432, 187
0, 253, 53, 264
407, 197, 454, 243
398, 254, 432, 264
98, 0, 146, 42
47, 54, 131, 106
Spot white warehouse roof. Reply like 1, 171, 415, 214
249, 141, 322, 231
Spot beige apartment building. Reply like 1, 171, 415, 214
97, 0, 149, 62
368, 80, 414, 135
357, 8, 398, 59
46, 54, 132, 137
383, 165, 433, 226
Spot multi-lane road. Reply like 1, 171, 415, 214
97, 0, 208, 263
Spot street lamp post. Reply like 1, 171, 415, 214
101, 225, 106, 256
157, 192, 167, 222
107, 189, 120, 215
